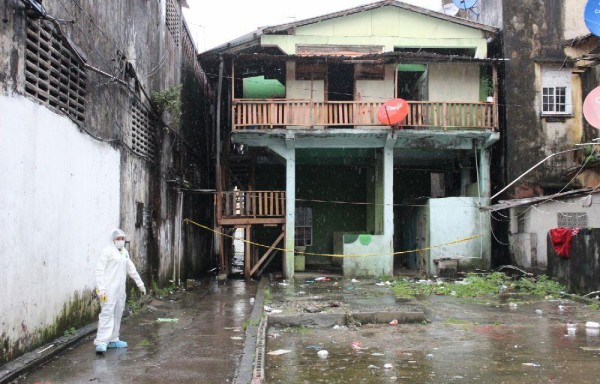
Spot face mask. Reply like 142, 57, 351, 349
114, 240, 125, 250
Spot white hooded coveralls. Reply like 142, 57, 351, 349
94, 244, 144, 345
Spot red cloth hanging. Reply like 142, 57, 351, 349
549, 228, 574, 257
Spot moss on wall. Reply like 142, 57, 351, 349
0, 290, 98, 364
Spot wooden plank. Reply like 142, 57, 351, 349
219, 218, 286, 226
244, 226, 251, 279
250, 231, 285, 276
258, 191, 263, 216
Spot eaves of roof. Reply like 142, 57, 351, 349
200, 0, 498, 57
481, 188, 595, 212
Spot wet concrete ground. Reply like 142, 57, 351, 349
265, 277, 600, 384
13, 279, 257, 384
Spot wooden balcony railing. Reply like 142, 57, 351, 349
215, 190, 286, 226
232, 100, 498, 131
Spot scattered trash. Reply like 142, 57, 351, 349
508, 302, 518, 309
389, 319, 398, 326
535, 309, 543, 315
267, 349, 292, 356
37, 344, 54, 354
306, 345, 322, 350
581, 347, 600, 351
267, 332, 281, 338
305, 279, 315, 284
522, 363, 540, 367
558, 305, 564, 311
317, 350, 329, 358
250, 298, 255, 304
586, 327, 600, 337
375, 282, 386, 286
315, 277, 330, 281
278, 282, 289, 286
384, 363, 393, 369
264, 306, 282, 313
368, 364, 380, 369
297, 291, 306, 295
351, 341, 361, 350
385, 281, 391, 285
371, 353, 385, 356
351, 278, 359, 283
230, 336, 243, 340
157, 318, 179, 323
426, 353, 434, 359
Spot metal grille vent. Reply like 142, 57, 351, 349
557, 212, 588, 228
131, 100, 156, 158
25, 19, 87, 123
166, 0, 180, 46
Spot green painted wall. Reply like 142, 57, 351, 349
261, 6, 488, 57
296, 164, 367, 265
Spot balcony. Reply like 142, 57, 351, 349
232, 100, 497, 131
215, 190, 286, 226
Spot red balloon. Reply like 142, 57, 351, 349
378, 98, 409, 125
584, 86, 600, 129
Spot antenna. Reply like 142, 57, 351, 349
441, 3, 460, 16
451, 0, 480, 20
452, 0, 478, 10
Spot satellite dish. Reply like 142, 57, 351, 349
583, 86, 600, 129
452, 0, 478, 10
441, 3, 460, 16
585, 0, 600, 37
378, 99, 409, 126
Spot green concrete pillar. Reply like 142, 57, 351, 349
478, 148, 491, 269
284, 147, 296, 279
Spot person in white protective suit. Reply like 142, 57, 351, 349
94, 229, 146, 353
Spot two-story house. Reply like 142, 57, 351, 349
200, 0, 500, 278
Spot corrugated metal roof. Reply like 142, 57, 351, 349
481, 188, 596, 212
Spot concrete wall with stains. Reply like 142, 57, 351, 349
548, 228, 600, 294
417, 197, 491, 274
508, 192, 600, 272
481, 0, 586, 198
0, 95, 119, 363
0, 0, 213, 363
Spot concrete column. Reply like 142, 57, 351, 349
383, 136, 395, 274
478, 147, 492, 268
284, 148, 296, 279
383, 143, 394, 238
479, 148, 491, 200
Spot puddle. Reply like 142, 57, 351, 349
266, 296, 600, 383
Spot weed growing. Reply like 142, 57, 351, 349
392, 273, 566, 299
63, 326, 77, 337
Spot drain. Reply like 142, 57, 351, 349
252, 316, 267, 383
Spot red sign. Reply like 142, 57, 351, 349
583, 86, 600, 129
378, 98, 409, 126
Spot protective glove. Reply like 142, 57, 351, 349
96, 289, 107, 303
139, 285, 146, 295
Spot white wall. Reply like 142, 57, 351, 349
428, 63, 481, 102
0, 95, 120, 349
509, 193, 600, 270
427, 197, 490, 274
285, 61, 325, 101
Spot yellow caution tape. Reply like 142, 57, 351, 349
184, 218, 481, 258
